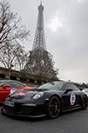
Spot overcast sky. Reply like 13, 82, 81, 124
7, 0, 88, 83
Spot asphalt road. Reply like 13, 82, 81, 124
0, 105, 88, 133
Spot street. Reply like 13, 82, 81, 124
0, 105, 88, 133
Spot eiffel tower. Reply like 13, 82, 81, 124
32, 1, 46, 51
24, 2, 58, 83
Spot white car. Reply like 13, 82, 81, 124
82, 88, 88, 96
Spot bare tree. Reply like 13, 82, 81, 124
0, 41, 28, 78
24, 49, 59, 84
16, 47, 29, 71
0, 0, 29, 49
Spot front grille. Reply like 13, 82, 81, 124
21, 105, 44, 115
22, 106, 33, 115
5, 106, 16, 113
4, 103, 22, 114
4, 103, 45, 116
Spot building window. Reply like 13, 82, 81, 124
0, 74, 5, 78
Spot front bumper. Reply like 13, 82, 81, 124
2, 102, 46, 118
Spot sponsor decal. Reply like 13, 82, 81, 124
70, 93, 76, 106
15, 92, 25, 96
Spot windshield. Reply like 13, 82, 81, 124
0, 80, 26, 87
0, 80, 7, 86
37, 81, 65, 90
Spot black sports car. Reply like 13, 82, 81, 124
1, 81, 88, 119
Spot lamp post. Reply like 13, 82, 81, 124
9, 64, 14, 80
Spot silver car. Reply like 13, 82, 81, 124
82, 88, 88, 96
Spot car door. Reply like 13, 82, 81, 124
62, 83, 78, 110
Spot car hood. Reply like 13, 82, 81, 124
16, 86, 33, 90
10, 89, 47, 98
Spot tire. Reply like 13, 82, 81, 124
46, 96, 61, 119
1, 107, 6, 115
82, 95, 88, 110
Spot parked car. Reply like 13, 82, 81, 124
0, 80, 32, 103
82, 88, 88, 96
1, 81, 88, 119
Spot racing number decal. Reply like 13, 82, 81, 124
70, 93, 76, 106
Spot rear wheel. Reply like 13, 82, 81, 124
82, 95, 88, 110
46, 96, 61, 119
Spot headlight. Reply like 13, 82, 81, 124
33, 92, 44, 99
10, 88, 16, 95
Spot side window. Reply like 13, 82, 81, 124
71, 84, 79, 91
62, 83, 79, 91
62, 84, 72, 91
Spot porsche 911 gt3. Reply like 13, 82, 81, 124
1, 81, 88, 119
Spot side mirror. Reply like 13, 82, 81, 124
3, 84, 11, 89
64, 89, 73, 94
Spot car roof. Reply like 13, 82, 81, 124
50, 81, 73, 85
0, 80, 26, 85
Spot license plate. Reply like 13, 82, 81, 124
5, 101, 14, 107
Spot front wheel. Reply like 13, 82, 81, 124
46, 96, 61, 119
82, 95, 88, 110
